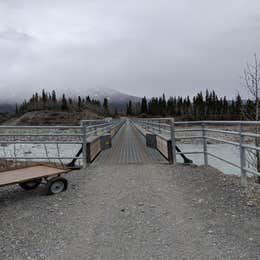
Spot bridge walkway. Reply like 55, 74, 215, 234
95, 120, 167, 165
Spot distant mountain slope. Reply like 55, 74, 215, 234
0, 87, 142, 108
0, 86, 141, 105
79, 88, 141, 105
0, 104, 15, 113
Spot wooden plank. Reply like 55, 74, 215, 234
0, 165, 69, 187
87, 136, 99, 143
156, 135, 168, 158
110, 124, 121, 137
86, 137, 101, 163
156, 135, 173, 162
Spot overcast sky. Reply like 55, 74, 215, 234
0, 0, 260, 101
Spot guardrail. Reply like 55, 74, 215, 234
0, 119, 124, 169
132, 118, 260, 186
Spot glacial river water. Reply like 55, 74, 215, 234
0, 142, 256, 177
177, 143, 254, 176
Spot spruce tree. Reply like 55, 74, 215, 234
141, 97, 148, 114
103, 98, 109, 115
78, 96, 82, 111
51, 90, 57, 103
235, 94, 243, 119
127, 100, 133, 116
61, 94, 68, 110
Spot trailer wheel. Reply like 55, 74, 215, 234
19, 179, 42, 190
47, 177, 68, 195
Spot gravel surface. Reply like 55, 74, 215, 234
0, 164, 259, 260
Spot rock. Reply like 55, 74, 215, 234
247, 201, 255, 207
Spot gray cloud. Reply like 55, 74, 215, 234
0, 0, 260, 102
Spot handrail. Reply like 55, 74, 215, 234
132, 118, 260, 184
0, 119, 125, 168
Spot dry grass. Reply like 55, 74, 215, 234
2, 110, 103, 126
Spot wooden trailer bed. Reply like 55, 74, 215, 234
0, 164, 73, 195
0, 165, 69, 187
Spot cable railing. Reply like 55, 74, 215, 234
0, 119, 124, 169
132, 118, 260, 185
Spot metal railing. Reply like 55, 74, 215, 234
0, 119, 124, 169
133, 118, 260, 186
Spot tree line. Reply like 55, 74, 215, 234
18, 89, 103, 114
126, 90, 254, 120
16, 89, 257, 121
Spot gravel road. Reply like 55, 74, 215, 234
0, 163, 259, 260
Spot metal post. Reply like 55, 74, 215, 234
146, 120, 149, 131
81, 121, 87, 169
239, 123, 247, 186
202, 123, 208, 166
105, 123, 110, 135
170, 118, 176, 164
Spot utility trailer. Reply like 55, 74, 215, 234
0, 164, 76, 195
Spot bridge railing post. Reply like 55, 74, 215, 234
239, 123, 247, 187
146, 120, 149, 131
170, 118, 176, 164
202, 122, 208, 166
201, 123, 209, 166
81, 121, 87, 169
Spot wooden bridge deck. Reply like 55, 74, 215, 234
95, 121, 167, 165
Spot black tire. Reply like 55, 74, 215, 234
19, 179, 42, 190
46, 177, 68, 195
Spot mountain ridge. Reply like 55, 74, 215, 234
0, 87, 142, 104
74, 87, 142, 105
